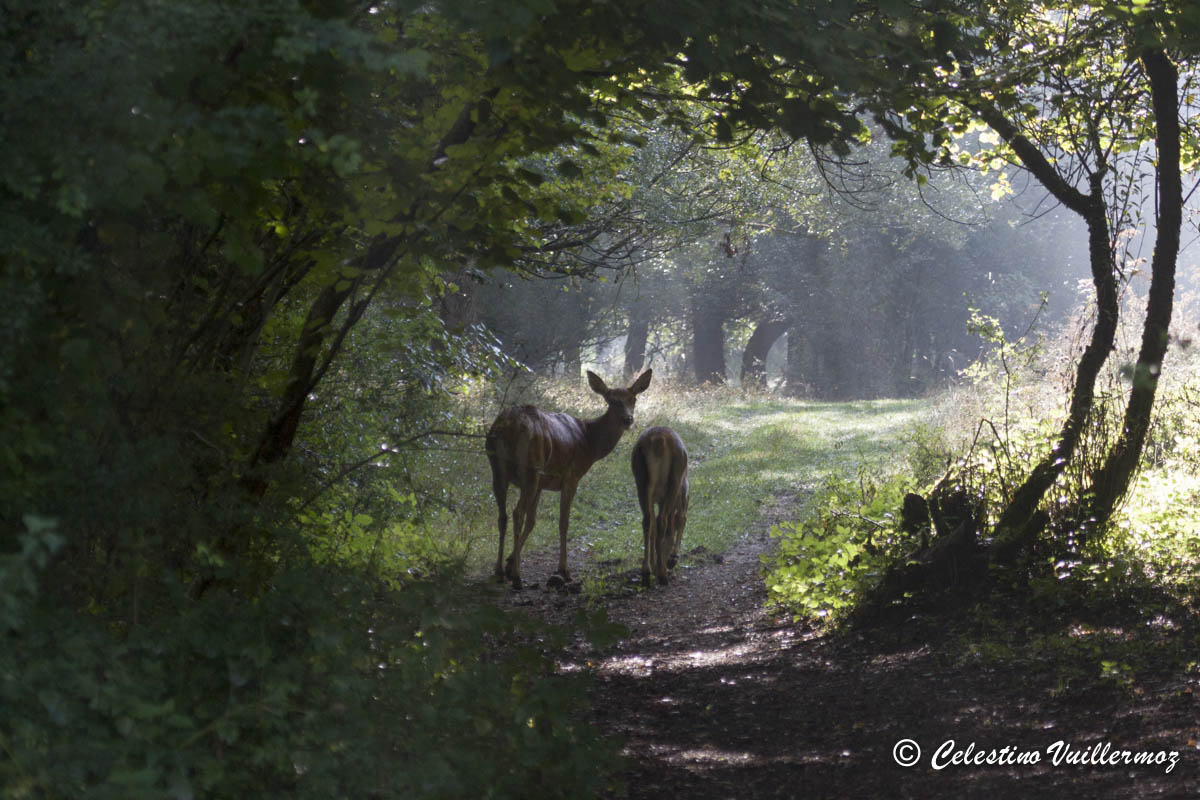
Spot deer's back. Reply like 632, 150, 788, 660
488, 405, 591, 489
633, 426, 688, 503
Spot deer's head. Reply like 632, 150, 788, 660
587, 369, 652, 428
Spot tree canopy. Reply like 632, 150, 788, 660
3, 0, 1199, 796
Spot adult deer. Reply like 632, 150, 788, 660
487, 369, 652, 589
631, 426, 689, 586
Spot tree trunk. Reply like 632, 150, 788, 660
253, 278, 360, 469
624, 304, 650, 379
437, 269, 478, 334
965, 98, 1122, 562
252, 234, 401, 468
691, 298, 726, 384
563, 341, 582, 378
990, 173, 1117, 562
740, 318, 790, 388
819, 329, 855, 400
784, 326, 806, 396
889, 262, 925, 394
1075, 49, 1181, 534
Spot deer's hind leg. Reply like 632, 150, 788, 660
507, 478, 542, 589
642, 500, 659, 586
653, 507, 673, 584
633, 450, 654, 584
491, 471, 509, 582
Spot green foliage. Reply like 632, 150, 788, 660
903, 419, 956, 489
912, 295, 1132, 546
290, 304, 518, 578
1, 553, 621, 799
2, 3, 662, 788
900, 272, 1200, 611
961, 303, 1047, 389
0, 517, 64, 634
1101, 384, 1200, 594
764, 291, 1200, 624
765, 471, 912, 624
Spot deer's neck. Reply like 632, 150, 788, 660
583, 408, 627, 462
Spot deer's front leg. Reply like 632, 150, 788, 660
556, 483, 577, 580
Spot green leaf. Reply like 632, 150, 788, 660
714, 116, 733, 142
556, 158, 583, 178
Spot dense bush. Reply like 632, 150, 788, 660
765, 470, 915, 624
2, 520, 621, 799
0, 0, 641, 784
764, 286, 1200, 622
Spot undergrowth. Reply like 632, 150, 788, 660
1, 522, 624, 799
765, 468, 916, 623
762, 285, 1200, 702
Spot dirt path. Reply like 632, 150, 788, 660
491, 505, 1199, 799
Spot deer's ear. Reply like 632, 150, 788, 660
586, 370, 609, 395
629, 368, 652, 395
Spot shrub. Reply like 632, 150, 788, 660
765, 470, 913, 624
1, 523, 622, 799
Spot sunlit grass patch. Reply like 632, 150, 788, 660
407, 378, 928, 583
1109, 462, 1200, 591
565, 391, 927, 572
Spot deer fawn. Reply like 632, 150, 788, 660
631, 426, 689, 586
487, 369, 652, 589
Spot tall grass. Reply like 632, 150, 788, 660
898, 280, 1200, 599
763, 277, 1200, 624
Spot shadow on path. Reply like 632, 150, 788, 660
563, 531, 1198, 799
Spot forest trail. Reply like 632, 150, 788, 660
492, 502, 1198, 799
